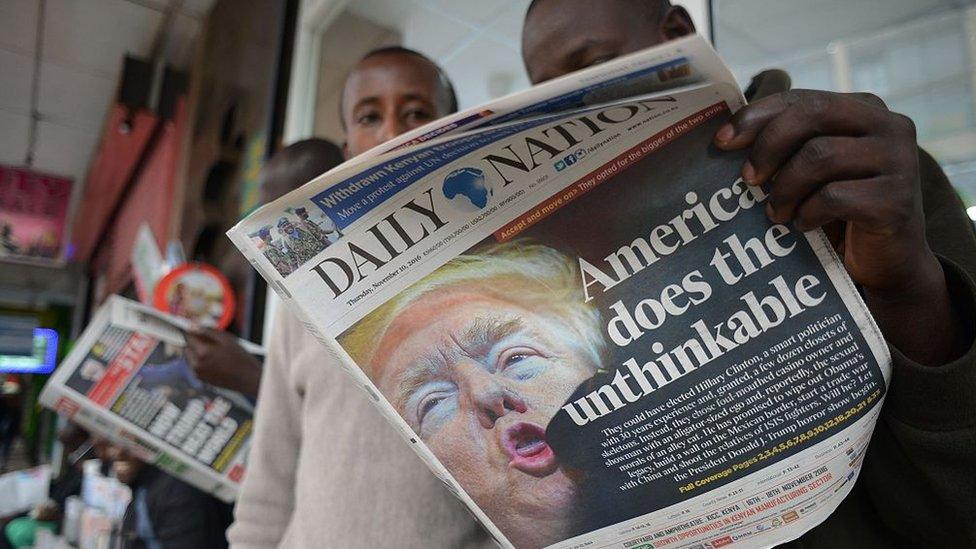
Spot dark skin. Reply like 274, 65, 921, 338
258, 139, 344, 206
185, 327, 262, 398
523, 0, 966, 367
340, 52, 454, 158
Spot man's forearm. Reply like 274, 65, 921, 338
229, 360, 262, 399
865, 254, 970, 366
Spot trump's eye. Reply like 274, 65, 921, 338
499, 347, 546, 380
418, 393, 445, 420
413, 383, 458, 435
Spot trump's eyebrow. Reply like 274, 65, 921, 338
456, 317, 526, 359
390, 317, 528, 410
393, 354, 445, 411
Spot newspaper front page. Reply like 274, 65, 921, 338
39, 297, 256, 502
229, 36, 892, 549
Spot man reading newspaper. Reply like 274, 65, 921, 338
519, 2, 976, 547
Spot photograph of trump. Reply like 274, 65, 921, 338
340, 239, 609, 549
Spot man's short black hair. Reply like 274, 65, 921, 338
339, 46, 459, 129
261, 138, 344, 203
526, 0, 671, 19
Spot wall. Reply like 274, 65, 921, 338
308, 0, 532, 138
713, 0, 976, 209
313, 12, 400, 143
179, 0, 280, 273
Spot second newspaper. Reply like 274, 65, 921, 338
229, 36, 891, 549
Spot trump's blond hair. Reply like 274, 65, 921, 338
340, 240, 606, 378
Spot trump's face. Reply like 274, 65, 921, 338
369, 283, 596, 547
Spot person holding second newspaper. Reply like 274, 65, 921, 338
519, 1, 976, 547
227, 48, 493, 548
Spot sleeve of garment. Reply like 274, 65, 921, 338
227, 308, 304, 548
918, 147, 976, 275
148, 477, 232, 549
859, 256, 976, 546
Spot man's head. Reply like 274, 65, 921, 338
340, 47, 458, 158
277, 217, 296, 236
342, 242, 606, 548
522, 0, 694, 84
259, 138, 344, 205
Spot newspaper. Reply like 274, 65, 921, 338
39, 296, 258, 502
229, 35, 891, 549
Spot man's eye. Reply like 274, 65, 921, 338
404, 109, 432, 123
356, 112, 380, 125
580, 54, 616, 70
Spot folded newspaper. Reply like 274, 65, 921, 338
229, 35, 891, 548
39, 296, 257, 502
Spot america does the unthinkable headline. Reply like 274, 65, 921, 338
562, 177, 829, 426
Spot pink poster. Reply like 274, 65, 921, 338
0, 165, 73, 261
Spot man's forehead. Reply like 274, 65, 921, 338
343, 54, 444, 108
523, 1, 627, 75
522, 0, 661, 83
386, 316, 536, 392
374, 291, 532, 366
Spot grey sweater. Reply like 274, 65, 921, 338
227, 309, 493, 548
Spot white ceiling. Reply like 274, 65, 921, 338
714, 0, 976, 74
0, 0, 213, 189
345, 0, 533, 109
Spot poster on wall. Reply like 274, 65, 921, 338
131, 223, 165, 304
0, 165, 74, 264
237, 132, 267, 218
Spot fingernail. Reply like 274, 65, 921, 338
716, 123, 735, 142
742, 161, 757, 184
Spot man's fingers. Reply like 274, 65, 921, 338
183, 329, 217, 365
186, 326, 219, 344
715, 90, 832, 148
715, 90, 891, 183
715, 92, 795, 148
765, 136, 883, 223
184, 339, 202, 367
741, 92, 890, 184
849, 92, 888, 109
791, 178, 891, 232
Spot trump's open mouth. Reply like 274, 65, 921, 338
503, 421, 558, 477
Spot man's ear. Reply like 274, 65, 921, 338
660, 5, 696, 40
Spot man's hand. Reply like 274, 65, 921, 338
714, 89, 963, 365
184, 328, 262, 398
